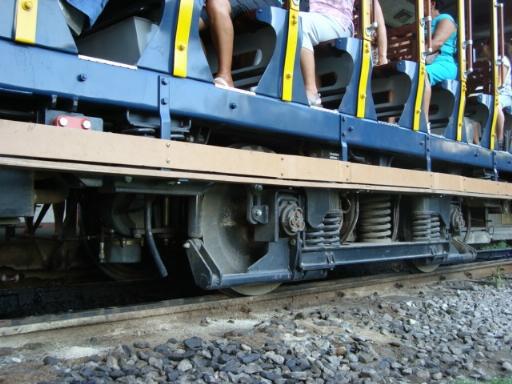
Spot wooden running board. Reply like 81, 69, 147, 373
0, 119, 510, 199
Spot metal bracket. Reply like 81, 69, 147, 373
340, 116, 349, 161
365, 21, 378, 37
289, 235, 304, 280
325, 251, 335, 270
251, 205, 269, 224
492, 151, 498, 181
341, 141, 349, 161
421, 15, 432, 27
247, 185, 269, 225
425, 135, 432, 171
158, 76, 172, 140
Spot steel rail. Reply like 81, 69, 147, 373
1, 259, 510, 337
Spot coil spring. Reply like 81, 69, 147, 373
412, 211, 441, 241
358, 196, 392, 243
121, 127, 186, 141
121, 127, 157, 136
305, 210, 342, 248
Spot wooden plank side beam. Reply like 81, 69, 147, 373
1, 156, 509, 200
1, 119, 512, 199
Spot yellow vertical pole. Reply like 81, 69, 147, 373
174, 0, 195, 78
15, 0, 38, 44
489, 0, 499, 150
282, 0, 300, 101
455, 0, 467, 141
413, 0, 426, 131
356, 0, 372, 118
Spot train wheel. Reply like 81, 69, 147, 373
412, 258, 441, 273
200, 184, 280, 296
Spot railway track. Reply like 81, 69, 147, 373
1, 259, 511, 338
0, 276, 201, 320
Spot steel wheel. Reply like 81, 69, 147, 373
200, 184, 280, 296
412, 257, 441, 273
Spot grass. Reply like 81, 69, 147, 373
491, 265, 506, 289
479, 241, 509, 250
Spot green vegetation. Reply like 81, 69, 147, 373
479, 241, 509, 250
491, 265, 506, 289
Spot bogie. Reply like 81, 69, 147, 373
0, 0, 511, 296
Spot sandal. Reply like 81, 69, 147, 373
307, 92, 322, 107
214, 77, 231, 88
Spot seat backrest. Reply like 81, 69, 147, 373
467, 60, 492, 94
77, 16, 157, 65
203, 13, 277, 90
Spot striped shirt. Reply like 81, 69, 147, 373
309, 0, 354, 33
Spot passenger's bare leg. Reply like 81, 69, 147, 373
496, 107, 505, 151
206, 0, 234, 87
423, 77, 432, 123
198, 18, 207, 54
387, 90, 396, 123
473, 121, 481, 145
300, 48, 318, 99
374, 0, 388, 65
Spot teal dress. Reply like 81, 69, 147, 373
426, 14, 458, 86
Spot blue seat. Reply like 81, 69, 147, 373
465, 93, 494, 148
429, 79, 459, 136
316, 38, 370, 115
504, 106, 512, 152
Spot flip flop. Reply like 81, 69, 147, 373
307, 92, 322, 108
214, 77, 231, 87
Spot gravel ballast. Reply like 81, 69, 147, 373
1, 274, 511, 383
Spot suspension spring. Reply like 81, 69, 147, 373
121, 127, 186, 140
358, 196, 392, 243
305, 210, 343, 248
412, 211, 441, 241
121, 127, 157, 136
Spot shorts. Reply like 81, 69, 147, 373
201, 0, 281, 22
500, 94, 512, 109
300, 12, 352, 52
426, 55, 457, 86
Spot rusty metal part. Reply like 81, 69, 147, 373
1, 259, 510, 337
34, 189, 67, 204
465, 0, 473, 73
280, 202, 305, 236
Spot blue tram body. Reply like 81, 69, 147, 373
0, 0, 506, 173
0, 0, 511, 294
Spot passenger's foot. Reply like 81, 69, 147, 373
307, 92, 322, 107
214, 74, 234, 88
